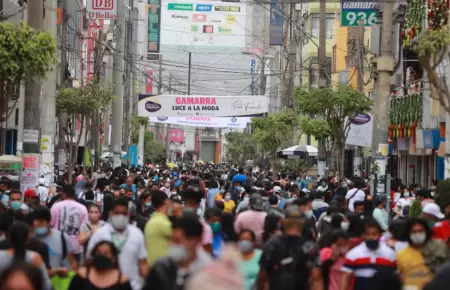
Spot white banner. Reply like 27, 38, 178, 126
150, 116, 251, 128
138, 95, 269, 117
345, 113, 373, 147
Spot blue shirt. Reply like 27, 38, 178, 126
232, 174, 247, 185
207, 188, 220, 208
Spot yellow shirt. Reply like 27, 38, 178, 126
397, 246, 432, 290
223, 200, 235, 213
144, 212, 172, 265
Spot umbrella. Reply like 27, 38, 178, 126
277, 145, 318, 158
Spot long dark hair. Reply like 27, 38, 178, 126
90, 241, 120, 268
0, 262, 43, 290
8, 222, 29, 263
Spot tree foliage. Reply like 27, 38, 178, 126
252, 109, 298, 174
295, 85, 372, 176
130, 114, 165, 163
224, 131, 256, 163
413, 27, 450, 113
57, 82, 114, 181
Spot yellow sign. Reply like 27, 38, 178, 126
225, 14, 235, 24
215, 5, 240, 12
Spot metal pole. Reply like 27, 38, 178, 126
317, 0, 327, 178
155, 58, 163, 142
259, 57, 266, 95
165, 74, 172, 161
371, 1, 395, 196
111, 0, 125, 168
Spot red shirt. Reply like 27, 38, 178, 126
433, 220, 450, 241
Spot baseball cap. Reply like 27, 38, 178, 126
422, 202, 445, 219
273, 186, 282, 193
250, 193, 265, 211
24, 188, 38, 198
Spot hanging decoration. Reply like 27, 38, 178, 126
402, 0, 425, 46
388, 94, 423, 139
427, 0, 449, 29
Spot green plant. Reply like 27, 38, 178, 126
409, 199, 423, 217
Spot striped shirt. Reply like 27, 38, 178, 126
342, 242, 397, 290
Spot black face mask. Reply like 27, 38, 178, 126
92, 255, 114, 270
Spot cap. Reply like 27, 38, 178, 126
273, 186, 282, 193
285, 205, 305, 220
24, 188, 38, 198
423, 203, 445, 219
250, 193, 265, 211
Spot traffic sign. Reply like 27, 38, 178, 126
340, 1, 378, 27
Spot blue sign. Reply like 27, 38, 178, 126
423, 130, 434, 149
148, 0, 161, 54
196, 4, 212, 11
269, 0, 283, 46
250, 58, 256, 94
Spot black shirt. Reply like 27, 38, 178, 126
0, 238, 51, 269
259, 235, 321, 290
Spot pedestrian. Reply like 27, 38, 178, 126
234, 193, 267, 247
79, 204, 105, 254
205, 207, 224, 258
0, 263, 45, 290
320, 230, 349, 290
87, 198, 149, 290
68, 241, 131, 290
238, 229, 262, 290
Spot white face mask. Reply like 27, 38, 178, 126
110, 215, 129, 231
167, 245, 189, 263
410, 233, 426, 245
0, 235, 5, 242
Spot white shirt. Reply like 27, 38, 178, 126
345, 188, 366, 212
38, 186, 49, 205
396, 197, 414, 216
87, 223, 147, 290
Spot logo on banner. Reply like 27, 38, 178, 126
157, 117, 169, 121
145, 101, 162, 112
350, 113, 371, 125
231, 117, 237, 122
172, 14, 189, 19
87, 0, 117, 19
196, 4, 212, 11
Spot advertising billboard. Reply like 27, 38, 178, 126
86, 0, 117, 19
150, 116, 252, 128
160, 0, 247, 50
138, 95, 269, 117
340, 1, 378, 27
269, 0, 283, 46
148, 0, 161, 58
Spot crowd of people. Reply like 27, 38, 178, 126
0, 164, 449, 290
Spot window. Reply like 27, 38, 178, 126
332, 45, 337, 73
311, 13, 335, 39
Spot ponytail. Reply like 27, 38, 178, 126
9, 222, 29, 262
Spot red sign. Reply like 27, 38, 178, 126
193, 14, 206, 22
92, 0, 114, 10
170, 129, 184, 143
87, 19, 104, 83
146, 70, 153, 94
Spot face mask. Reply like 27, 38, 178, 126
34, 226, 48, 237
110, 215, 129, 231
243, 197, 249, 202
225, 195, 231, 201
410, 233, 426, 245
321, 182, 327, 187
210, 222, 221, 234
305, 210, 313, 218
92, 255, 114, 270
219, 189, 225, 194
183, 208, 197, 217
342, 182, 347, 188
341, 221, 350, 231
145, 202, 152, 208
167, 245, 189, 263
0, 235, 5, 242
164, 183, 170, 189
239, 240, 254, 254
365, 239, 380, 250
404, 192, 410, 198
10, 201, 22, 211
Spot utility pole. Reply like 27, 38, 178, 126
111, 0, 126, 168
57, 0, 69, 173
23, 0, 44, 158
286, 1, 296, 107
155, 59, 163, 142
16, 4, 28, 156
40, 0, 58, 184
353, 20, 365, 178
165, 74, 172, 161
92, 29, 105, 170
317, 0, 327, 178
372, 1, 395, 196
